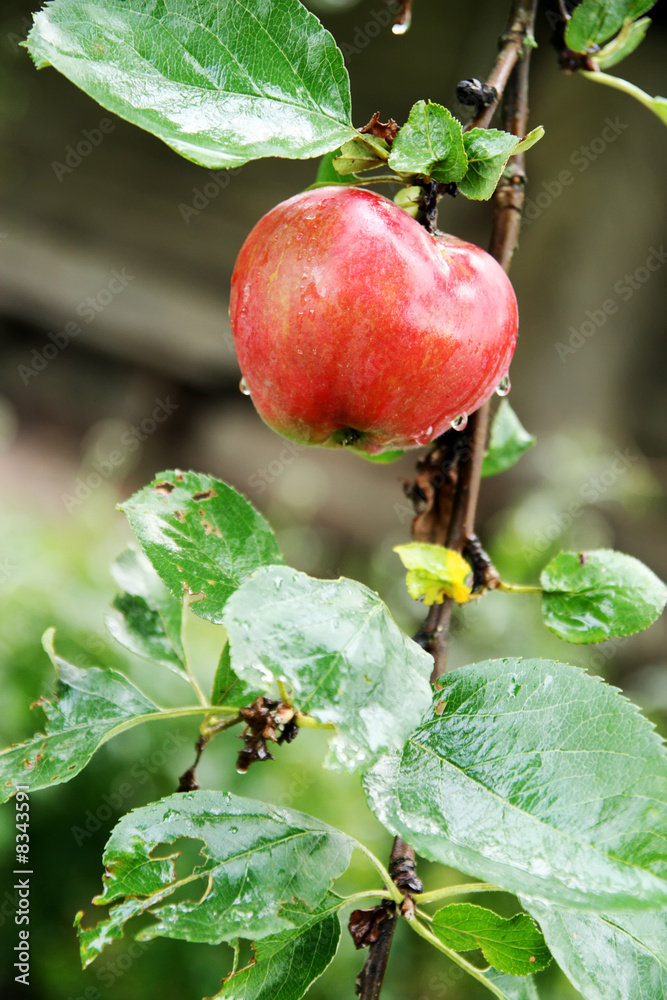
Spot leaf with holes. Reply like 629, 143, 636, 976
212, 894, 341, 999
119, 471, 283, 624
75, 790, 355, 965
105, 547, 187, 678
364, 658, 667, 911
26, 0, 355, 168
223, 565, 433, 771
0, 631, 161, 803
540, 549, 667, 643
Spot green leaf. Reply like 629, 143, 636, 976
566, 0, 654, 51
482, 401, 536, 478
75, 790, 355, 965
212, 894, 341, 1000
222, 565, 433, 771
211, 643, 265, 708
393, 543, 474, 604
594, 16, 651, 68
388, 101, 467, 183
25, 0, 355, 169
524, 901, 667, 1000
540, 549, 667, 644
333, 135, 389, 174
511, 126, 545, 156
579, 70, 667, 125
363, 658, 667, 911
119, 471, 283, 625
105, 547, 186, 678
458, 129, 521, 200
313, 148, 357, 187
431, 903, 551, 976
0, 631, 160, 803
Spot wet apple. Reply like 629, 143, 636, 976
230, 186, 517, 457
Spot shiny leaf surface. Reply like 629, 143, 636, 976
0, 631, 160, 803
223, 565, 433, 771
524, 901, 667, 1000
26, 0, 355, 168
393, 543, 473, 604
364, 658, 667, 910
481, 401, 536, 478
106, 547, 187, 678
388, 101, 467, 183
211, 895, 341, 999
120, 471, 283, 624
431, 902, 550, 976
566, 0, 654, 50
541, 549, 667, 643
76, 791, 355, 965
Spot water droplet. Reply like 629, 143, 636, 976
392, 17, 410, 34
239, 377, 251, 396
496, 374, 511, 397
451, 413, 468, 431
295, 233, 303, 241
229, 826, 238, 834
415, 426, 434, 446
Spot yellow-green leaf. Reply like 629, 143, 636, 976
393, 543, 473, 605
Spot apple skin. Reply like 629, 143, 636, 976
230, 186, 517, 456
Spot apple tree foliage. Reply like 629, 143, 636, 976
2, 1, 666, 999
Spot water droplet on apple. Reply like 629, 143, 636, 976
295, 233, 303, 241
239, 378, 251, 396
451, 413, 468, 431
415, 425, 434, 445
496, 374, 511, 397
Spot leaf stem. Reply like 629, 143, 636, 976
408, 918, 507, 999
340, 889, 394, 907
356, 844, 404, 904
97, 704, 238, 748
497, 581, 542, 595
294, 712, 336, 730
579, 69, 667, 124
414, 882, 504, 904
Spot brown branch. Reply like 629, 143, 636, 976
356, 4, 537, 996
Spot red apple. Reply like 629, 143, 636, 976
230, 186, 517, 456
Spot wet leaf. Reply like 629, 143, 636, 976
540, 549, 667, 643
211, 644, 265, 708
211, 894, 341, 999
0, 631, 160, 803
481, 401, 536, 478
393, 543, 473, 604
106, 547, 186, 678
388, 101, 467, 183
76, 790, 355, 965
431, 902, 551, 976
522, 901, 667, 1000
222, 565, 433, 771
26, 0, 355, 169
458, 127, 543, 200
566, 0, 654, 51
119, 471, 283, 624
364, 658, 667, 911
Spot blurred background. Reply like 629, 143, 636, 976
0, 0, 665, 997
